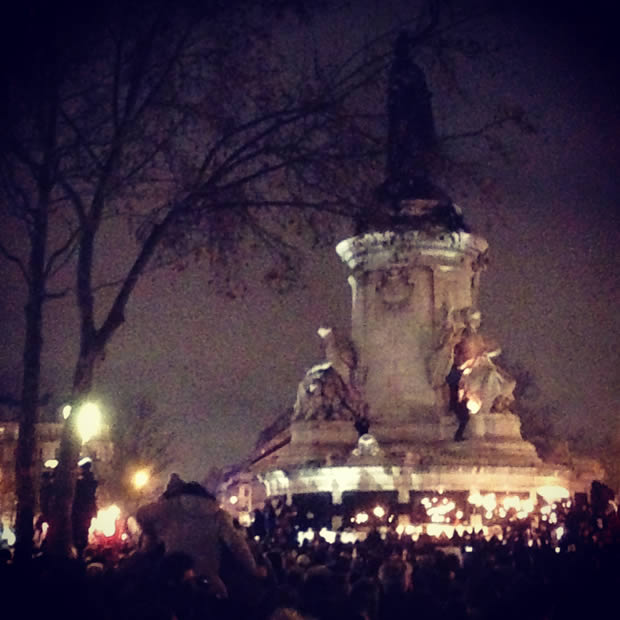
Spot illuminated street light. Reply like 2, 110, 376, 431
76, 402, 102, 443
133, 469, 150, 490
62, 405, 72, 420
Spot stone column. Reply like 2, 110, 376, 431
336, 224, 487, 428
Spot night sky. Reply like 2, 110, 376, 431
0, 2, 618, 485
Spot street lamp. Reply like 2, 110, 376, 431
75, 402, 102, 444
133, 469, 150, 491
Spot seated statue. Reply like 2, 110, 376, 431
455, 312, 516, 415
428, 305, 468, 390
318, 327, 356, 388
292, 327, 365, 423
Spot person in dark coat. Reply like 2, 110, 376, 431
251, 508, 267, 540
447, 363, 469, 442
72, 461, 98, 555
137, 480, 260, 601
34, 470, 55, 547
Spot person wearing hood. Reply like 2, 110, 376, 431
136, 477, 259, 600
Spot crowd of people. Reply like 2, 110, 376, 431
1, 476, 619, 620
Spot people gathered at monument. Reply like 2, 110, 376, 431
1, 475, 619, 620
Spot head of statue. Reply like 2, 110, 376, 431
466, 309, 482, 332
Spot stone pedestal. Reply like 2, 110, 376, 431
290, 420, 358, 449
336, 227, 488, 426
439, 412, 525, 441
267, 415, 542, 472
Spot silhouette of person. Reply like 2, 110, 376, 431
71, 461, 98, 555
162, 472, 184, 499
447, 362, 469, 442
34, 470, 55, 547
137, 480, 259, 601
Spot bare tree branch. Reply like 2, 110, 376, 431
0, 239, 28, 282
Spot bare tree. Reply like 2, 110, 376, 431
0, 1, 531, 557
1, 0, 386, 557
103, 396, 174, 507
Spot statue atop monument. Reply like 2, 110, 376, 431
361, 31, 468, 234
384, 31, 437, 201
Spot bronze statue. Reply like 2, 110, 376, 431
362, 32, 467, 234
385, 31, 436, 198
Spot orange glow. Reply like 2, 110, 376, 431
89, 504, 121, 538
133, 469, 150, 490
466, 397, 481, 414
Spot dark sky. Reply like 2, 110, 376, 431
1, 1, 618, 483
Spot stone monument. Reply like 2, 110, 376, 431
218, 33, 599, 521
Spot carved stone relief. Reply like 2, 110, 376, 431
375, 267, 415, 310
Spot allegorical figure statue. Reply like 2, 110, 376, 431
454, 310, 516, 417
292, 327, 367, 426
429, 306, 471, 441
429, 305, 469, 392
431, 307, 516, 440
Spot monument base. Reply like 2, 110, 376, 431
219, 416, 600, 533
240, 416, 598, 507
267, 416, 539, 469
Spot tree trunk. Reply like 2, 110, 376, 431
14, 297, 44, 563
13, 201, 48, 563
45, 351, 99, 557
